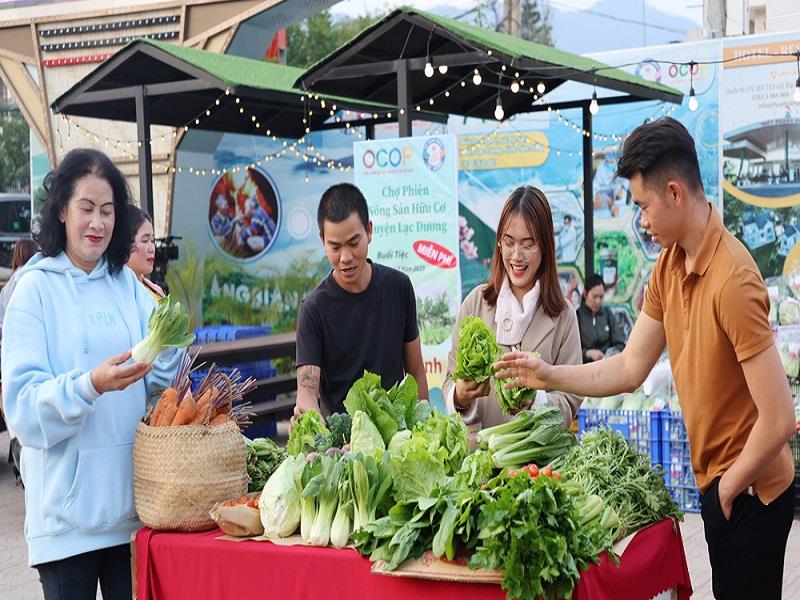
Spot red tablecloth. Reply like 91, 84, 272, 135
133, 518, 691, 600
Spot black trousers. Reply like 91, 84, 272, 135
36, 543, 132, 600
701, 479, 794, 600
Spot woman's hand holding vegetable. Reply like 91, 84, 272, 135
453, 378, 490, 410
494, 351, 551, 391
90, 350, 151, 395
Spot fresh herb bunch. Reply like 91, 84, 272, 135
469, 472, 617, 600
552, 428, 683, 539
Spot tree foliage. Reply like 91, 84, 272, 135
286, 11, 379, 69
0, 105, 30, 192
472, 0, 553, 45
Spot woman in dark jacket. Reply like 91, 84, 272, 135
576, 274, 626, 363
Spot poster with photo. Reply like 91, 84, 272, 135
721, 32, 800, 278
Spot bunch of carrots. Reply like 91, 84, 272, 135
146, 349, 257, 429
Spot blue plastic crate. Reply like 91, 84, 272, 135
659, 411, 701, 513
193, 324, 271, 345
577, 408, 661, 467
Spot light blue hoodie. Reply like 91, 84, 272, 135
1, 252, 181, 566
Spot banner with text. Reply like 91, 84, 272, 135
354, 134, 460, 409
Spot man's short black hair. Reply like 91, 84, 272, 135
317, 183, 369, 233
616, 117, 704, 194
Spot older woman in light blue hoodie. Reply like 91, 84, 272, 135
1, 148, 181, 599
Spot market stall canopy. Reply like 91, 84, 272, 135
296, 7, 683, 125
51, 38, 394, 138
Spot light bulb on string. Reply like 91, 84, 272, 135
688, 87, 698, 112
510, 81, 520, 93
687, 61, 698, 112
424, 61, 434, 78
438, 64, 448, 75
589, 90, 599, 115
472, 69, 482, 86
494, 96, 504, 121
536, 81, 546, 94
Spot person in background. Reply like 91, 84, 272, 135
496, 118, 796, 600
576, 273, 627, 363
238, 195, 277, 254
443, 186, 582, 429
126, 205, 165, 299
210, 194, 234, 242
2, 148, 182, 600
0, 238, 39, 483
294, 183, 428, 420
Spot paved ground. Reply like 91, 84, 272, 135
1, 430, 798, 599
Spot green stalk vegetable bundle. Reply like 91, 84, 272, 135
131, 295, 195, 363
477, 406, 576, 469
552, 428, 683, 539
245, 436, 287, 492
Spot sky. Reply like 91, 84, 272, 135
329, 0, 703, 25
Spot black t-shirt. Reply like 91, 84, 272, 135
295, 261, 419, 415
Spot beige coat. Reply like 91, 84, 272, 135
443, 284, 583, 429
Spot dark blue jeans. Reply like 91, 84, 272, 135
36, 543, 132, 600
701, 478, 794, 600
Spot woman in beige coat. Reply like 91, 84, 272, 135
443, 186, 582, 429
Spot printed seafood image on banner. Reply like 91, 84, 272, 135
207, 167, 281, 260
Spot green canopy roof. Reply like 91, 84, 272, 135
298, 7, 682, 121
52, 38, 392, 138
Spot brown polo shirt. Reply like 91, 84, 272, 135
643, 203, 794, 503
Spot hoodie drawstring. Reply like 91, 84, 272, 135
64, 271, 89, 354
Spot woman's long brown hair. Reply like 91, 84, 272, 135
482, 186, 567, 318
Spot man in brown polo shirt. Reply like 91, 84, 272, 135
496, 117, 796, 600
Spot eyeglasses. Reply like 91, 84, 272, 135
498, 239, 539, 257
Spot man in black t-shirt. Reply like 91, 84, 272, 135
294, 183, 429, 418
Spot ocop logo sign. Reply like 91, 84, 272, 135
413, 240, 456, 269
361, 145, 413, 169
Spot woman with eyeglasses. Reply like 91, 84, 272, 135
126, 205, 165, 300
443, 186, 582, 429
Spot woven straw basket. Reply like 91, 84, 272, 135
133, 420, 248, 532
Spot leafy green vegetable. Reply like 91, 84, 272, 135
259, 455, 305, 538
493, 380, 537, 414
453, 316, 500, 383
131, 295, 196, 363
349, 411, 386, 456
302, 454, 344, 546
478, 407, 576, 469
469, 472, 616, 600
287, 410, 329, 456
344, 372, 398, 444
553, 428, 683, 539
494, 351, 541, 413
244, 436, 287, 492
327, 412, 352, 448
410, 410, 470, 475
